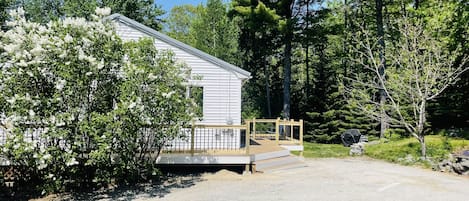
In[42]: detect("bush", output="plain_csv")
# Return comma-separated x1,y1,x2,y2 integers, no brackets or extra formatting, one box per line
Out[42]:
365,135,469,167
0,8,194,193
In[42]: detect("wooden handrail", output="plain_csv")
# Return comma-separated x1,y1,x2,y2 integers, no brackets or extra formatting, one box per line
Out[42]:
247,118,304,146
193,125,247,129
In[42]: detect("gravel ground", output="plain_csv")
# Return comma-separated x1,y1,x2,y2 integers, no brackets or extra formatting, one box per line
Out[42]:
156,158,469,201
41,157,469,201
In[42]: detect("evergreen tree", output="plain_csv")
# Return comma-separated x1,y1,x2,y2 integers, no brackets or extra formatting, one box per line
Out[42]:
165,4,202,45
230,0,283,118
192,0,240,65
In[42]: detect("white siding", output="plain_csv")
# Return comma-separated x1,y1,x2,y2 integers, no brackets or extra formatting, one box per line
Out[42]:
115,22,243,126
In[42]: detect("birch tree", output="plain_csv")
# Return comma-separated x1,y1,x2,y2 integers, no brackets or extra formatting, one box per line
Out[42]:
345,18,468,158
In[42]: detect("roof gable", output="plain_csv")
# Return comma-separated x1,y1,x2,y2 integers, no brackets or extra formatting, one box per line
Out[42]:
106,13,251,79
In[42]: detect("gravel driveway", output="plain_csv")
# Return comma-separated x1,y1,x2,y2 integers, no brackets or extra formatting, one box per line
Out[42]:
156,158,469,201
51,157,469,201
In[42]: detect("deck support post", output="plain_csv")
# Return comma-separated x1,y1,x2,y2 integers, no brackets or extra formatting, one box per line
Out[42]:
245,122,251,174
244,164,250,174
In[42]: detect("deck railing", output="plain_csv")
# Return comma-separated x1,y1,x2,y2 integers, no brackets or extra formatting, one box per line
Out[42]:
245,118,303,146
163,123,250,156
0,118,303,158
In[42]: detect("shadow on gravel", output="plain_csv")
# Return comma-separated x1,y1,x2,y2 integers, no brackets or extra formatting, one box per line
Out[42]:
6,165,244,201
60,175,203,201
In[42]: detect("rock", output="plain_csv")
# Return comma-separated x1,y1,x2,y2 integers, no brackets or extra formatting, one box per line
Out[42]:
359,135,368,143
349,142,365,156
460,160,469,169
436,154,469,175
452,162,465,174
405,154,415,163
437,159,453,173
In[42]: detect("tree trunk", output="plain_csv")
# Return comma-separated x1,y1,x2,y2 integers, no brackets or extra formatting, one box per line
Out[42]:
283,40,291,119
418,135,426,159
283,21,292,119
414,0,420,9
264,57,272,117
343,0,348,77
376,0,387,138
305,0,311,99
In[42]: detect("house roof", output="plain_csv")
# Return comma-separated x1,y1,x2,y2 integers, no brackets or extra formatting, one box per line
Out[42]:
106,13,251,79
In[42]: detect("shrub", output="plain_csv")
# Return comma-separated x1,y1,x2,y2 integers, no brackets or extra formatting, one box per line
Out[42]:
0,8,194,193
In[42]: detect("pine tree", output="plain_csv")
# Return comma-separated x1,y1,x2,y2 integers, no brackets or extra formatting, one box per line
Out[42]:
191,0,240,65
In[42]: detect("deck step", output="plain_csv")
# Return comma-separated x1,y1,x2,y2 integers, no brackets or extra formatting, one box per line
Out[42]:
251,149,290,162
254,155,306,172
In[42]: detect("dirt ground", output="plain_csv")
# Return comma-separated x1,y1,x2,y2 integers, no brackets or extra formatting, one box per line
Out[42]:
39,157,469,201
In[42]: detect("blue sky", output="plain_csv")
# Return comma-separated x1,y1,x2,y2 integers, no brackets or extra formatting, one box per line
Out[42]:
158,0,207,13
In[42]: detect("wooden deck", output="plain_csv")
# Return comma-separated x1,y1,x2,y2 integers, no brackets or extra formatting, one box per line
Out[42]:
1,118,304,173
156,138,302,169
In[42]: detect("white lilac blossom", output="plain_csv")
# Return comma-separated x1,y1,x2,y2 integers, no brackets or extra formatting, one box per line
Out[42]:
31,45,44,56
95,7,111,16
28,109,35,117
64,34,73,43
97,59,104,69
55,79,66,91
6,97,16,104
0,7,193,191
162,91,175,98
37,159,47,170
148,73,158,80
65,158,79,166
42,153,52,160
128,102,136,109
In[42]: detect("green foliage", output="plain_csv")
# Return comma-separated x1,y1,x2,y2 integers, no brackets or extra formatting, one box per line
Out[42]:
0,8,193,193
294,142,350,158
0,0,15,28
7,0,165,30
99,0,165,30
306,101,379,143
165,0,240,65
366,135,469,167
230,0,285,118
191,0,240,65
165,4,202,45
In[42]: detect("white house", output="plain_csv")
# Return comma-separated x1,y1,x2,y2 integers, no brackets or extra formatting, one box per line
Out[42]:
107,14,251,126
106,14,251,152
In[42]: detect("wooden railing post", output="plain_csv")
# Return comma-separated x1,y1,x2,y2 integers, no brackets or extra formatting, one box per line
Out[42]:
299,119,304,145
275,117,280,145
245,122,250,155
191,120,195,156
290,119,294,141
300,119,304,157
252,118,256,139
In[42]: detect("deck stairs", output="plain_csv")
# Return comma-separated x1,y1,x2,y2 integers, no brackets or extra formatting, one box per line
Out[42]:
251,149,307,173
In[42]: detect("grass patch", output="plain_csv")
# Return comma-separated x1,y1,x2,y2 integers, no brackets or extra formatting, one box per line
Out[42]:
365,135,469,168
294,142,350,158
